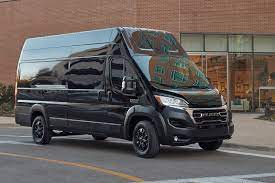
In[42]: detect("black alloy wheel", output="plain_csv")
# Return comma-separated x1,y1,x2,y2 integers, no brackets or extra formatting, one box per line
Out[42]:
135,127,149,152
32,116,52,145
133,121,160,158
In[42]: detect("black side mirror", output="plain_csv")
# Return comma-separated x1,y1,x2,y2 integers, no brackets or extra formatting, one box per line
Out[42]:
121,76,137,96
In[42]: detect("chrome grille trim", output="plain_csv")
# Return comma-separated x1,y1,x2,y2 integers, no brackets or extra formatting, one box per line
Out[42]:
186,106,228,125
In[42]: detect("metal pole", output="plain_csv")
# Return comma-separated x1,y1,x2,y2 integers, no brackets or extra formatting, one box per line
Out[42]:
259,88,261,110
227,53,231,110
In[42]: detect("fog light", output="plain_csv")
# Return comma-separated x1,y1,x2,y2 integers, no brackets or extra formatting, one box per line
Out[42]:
174,136,178,142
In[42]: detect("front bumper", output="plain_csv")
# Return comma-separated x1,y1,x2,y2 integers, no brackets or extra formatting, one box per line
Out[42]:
160,106,234,146
167,123,234,145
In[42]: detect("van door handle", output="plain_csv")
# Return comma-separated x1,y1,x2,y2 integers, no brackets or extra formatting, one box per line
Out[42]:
107,90,112,103
97,90,103,101
41,90,49,96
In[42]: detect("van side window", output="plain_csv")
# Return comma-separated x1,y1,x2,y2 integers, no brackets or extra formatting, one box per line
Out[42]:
111,58,136,90
67,57,105,89
18,61,67,88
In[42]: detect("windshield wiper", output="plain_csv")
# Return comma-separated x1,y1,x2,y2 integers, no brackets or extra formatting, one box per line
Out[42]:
182,85,210,89
151,81,210,90
151,81,172,88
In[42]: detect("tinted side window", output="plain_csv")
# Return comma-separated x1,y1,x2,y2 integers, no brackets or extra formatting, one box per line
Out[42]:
67,57,105,89
111,58,136,90
18,60,68,88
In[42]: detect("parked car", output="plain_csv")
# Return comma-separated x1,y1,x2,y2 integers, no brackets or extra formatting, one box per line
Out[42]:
15,27,234,158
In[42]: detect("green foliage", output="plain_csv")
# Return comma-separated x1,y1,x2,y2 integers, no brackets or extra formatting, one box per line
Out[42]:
0,83,14,116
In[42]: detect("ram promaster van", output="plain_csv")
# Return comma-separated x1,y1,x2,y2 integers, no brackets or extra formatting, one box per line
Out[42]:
15,27,234,158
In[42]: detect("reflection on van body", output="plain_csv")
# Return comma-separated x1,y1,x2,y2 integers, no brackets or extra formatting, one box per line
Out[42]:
15,27,234,158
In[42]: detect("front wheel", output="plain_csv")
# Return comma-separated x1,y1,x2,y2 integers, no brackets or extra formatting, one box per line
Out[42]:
32,116,52,145
133,121,160,158
199,140,223,151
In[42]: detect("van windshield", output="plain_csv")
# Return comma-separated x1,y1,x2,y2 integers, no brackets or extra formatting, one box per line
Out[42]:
133,55,212,90
124,28,211,90
124,28,185,56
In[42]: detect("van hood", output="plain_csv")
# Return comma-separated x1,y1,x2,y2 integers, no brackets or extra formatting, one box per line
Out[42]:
163,88,223,108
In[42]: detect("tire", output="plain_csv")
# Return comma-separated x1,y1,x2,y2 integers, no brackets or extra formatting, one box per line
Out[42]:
92,134,108,140
32,115,52,145
199,140,223,151
133,121,160,158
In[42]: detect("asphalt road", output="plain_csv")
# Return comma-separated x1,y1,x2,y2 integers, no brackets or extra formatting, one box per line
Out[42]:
0,126,275,183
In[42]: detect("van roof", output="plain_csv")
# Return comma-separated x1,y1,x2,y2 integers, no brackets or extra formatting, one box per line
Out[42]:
23,27,170,50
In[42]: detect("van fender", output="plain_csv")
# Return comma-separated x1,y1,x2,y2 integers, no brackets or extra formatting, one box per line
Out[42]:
123,105,167,140
29,104,49,126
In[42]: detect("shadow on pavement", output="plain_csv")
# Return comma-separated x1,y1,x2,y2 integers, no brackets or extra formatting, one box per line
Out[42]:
49,137,223,159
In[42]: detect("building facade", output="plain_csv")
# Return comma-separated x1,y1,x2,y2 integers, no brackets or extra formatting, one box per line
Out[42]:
0,0,275,111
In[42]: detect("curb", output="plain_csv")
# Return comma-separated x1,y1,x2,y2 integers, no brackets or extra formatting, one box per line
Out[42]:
0,123,19,127
223,142,275,152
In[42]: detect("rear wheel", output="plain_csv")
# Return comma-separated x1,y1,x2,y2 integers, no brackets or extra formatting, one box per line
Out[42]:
133,121,160,158
199,140,223,151
92,134,108,140
32,115,52,145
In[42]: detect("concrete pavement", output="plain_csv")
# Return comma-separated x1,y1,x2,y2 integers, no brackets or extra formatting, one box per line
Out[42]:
0,117,17,127
0,127,275,183
224,113,275,151
1,113,275,152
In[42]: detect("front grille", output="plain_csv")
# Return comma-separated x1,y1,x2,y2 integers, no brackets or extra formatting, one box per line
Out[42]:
192,109,227,124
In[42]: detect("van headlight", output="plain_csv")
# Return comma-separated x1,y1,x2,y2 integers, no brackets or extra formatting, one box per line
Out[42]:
155,95,189,109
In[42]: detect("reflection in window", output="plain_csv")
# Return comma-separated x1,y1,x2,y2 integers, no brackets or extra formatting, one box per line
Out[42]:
128,30,183,55
111,58,136,90
67,57,105,89
18,61,68,87
229,35,252,52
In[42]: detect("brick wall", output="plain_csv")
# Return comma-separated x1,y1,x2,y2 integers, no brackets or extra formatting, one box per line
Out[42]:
0,0,136,84
136,0,275,37
1,0,275,84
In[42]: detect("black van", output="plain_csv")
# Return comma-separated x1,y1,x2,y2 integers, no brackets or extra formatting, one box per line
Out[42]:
15,27,234,158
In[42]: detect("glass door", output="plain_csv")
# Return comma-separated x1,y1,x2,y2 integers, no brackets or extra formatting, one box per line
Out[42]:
205,53,228,100
188,53,205,72
189,52,230,108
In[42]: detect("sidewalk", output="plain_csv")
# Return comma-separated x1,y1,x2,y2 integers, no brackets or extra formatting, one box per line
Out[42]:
0,117,17,127
1,114,275,151
224,113,275,151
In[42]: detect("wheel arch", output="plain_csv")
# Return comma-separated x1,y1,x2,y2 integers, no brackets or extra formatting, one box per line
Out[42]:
123,105,167,141
30,104,48,127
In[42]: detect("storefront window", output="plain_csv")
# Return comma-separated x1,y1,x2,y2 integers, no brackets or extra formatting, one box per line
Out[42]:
180,34,204,52
205,35,227,52
254,55,275,108
182,33,275,112
254,36,275,53
229,35,252,53
206,55,227,98
229,54,252,111
189,55,204,71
